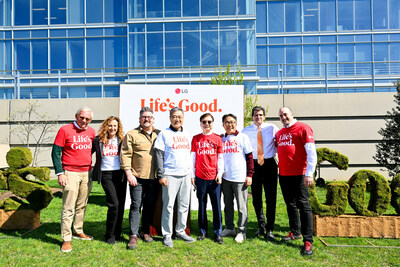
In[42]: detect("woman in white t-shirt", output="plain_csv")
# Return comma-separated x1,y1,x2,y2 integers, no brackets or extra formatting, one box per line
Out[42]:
92,116,125,245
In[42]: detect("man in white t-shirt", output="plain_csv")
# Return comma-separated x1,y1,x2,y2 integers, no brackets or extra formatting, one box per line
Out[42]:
154,107,195,248
220,113,254,244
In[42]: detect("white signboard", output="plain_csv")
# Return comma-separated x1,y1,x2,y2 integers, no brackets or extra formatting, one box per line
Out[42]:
119,84,244,135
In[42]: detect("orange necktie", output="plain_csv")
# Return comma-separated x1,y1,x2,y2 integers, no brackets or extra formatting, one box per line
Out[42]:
257,126,264,166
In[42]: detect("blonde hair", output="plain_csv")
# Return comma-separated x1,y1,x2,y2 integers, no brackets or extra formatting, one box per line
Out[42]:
98,116,124,144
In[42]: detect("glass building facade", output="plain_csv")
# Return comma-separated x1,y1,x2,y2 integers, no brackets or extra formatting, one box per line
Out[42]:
0,0,399,99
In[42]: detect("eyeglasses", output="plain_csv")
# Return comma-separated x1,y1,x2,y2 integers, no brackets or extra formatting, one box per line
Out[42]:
141,116,153,120
202,120,213,125
224,121,236,125
79,116,92,121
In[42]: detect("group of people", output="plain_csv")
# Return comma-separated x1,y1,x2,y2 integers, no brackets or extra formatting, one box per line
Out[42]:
51,105,317,256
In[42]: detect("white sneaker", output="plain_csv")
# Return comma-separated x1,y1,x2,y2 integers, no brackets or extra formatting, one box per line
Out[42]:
221,228,236,237
235,232,246,243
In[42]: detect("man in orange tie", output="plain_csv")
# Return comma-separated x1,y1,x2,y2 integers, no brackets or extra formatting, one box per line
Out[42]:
242,106,279,241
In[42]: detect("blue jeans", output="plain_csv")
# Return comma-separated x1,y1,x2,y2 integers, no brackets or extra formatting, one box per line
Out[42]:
195,177,222,237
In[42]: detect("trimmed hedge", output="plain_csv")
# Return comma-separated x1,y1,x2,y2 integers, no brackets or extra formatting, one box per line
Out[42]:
6,147,32,170
390,174,400,215
309,182,349,216
17,167,50,183
348,170,391,216
316,147,349,171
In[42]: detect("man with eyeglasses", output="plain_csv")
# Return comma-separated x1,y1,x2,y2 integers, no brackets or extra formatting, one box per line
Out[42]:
191,113,224,244
154,107,195,248
52,107,96,253
120,106,160,250
242,106,279,241
220,114,254,244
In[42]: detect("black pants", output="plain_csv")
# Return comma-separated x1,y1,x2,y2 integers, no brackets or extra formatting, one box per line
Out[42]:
129,178,157,236
251,158,278,231
279,174,313,243
101,170,127,243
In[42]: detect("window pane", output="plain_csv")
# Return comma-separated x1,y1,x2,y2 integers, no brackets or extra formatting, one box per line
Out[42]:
201,0,217,16
68,39,84,72
87,0,103,23
33,0,48,25
303,45,320,76
338,44,354,75
286,45,301,77
238,0,254,15
285,1,300,32
129,34,145,68
1,0,12,26
147,0,162,17
68,87,85,98
373,0,388,29
165,0,181,17
104,86,120,97
338,0,354,31
4,40,11,72
86,87,101,98
50,0,66,24
165,33,181,66
219,0,235,16
389,0,400,29
183,0,199,16
129,0,144,18
220,30,237,66
257,46,267,77
303,0,318,32
68,0,84,24
355,43,371,75
105,0,122,22
183,32,200,66
32,88,49,99
15,0,30,26
87,38,103,71
355,0,371,30
238,30,255,65
374,43,389,61
201,31,218,66
320,0,335,31
50,39,66,72
14,41,30,72
32,40,48,73
269,46,284,77
268,1,284,33
256,1,267,33
147,33,163,67
105,37,125,70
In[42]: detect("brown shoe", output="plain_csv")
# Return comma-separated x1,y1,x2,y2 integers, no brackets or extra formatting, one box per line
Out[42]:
72,232,93,241
127,235,138,250
60,241,72,253
140,232,153,243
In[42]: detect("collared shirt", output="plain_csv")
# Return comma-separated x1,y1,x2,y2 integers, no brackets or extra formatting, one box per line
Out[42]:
242,122,279,159
120,126,160,179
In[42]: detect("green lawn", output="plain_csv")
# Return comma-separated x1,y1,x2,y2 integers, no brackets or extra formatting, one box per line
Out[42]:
1,181,399,266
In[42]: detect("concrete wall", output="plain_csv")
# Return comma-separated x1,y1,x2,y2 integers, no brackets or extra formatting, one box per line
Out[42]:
0,92,395,181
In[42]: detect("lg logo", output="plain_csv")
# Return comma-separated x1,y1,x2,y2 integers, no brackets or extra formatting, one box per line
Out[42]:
175,88,188,94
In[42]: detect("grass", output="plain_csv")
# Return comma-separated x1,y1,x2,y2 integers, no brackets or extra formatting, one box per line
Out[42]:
1,180,400,266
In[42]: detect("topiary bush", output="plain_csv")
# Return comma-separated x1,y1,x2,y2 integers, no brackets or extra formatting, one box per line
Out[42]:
1,147,53,212
390,174,400,215
348,170,391,216
310,182,349,216
316,147,349,172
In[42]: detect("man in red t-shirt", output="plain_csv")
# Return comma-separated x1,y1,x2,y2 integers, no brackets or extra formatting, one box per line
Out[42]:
191,113,224,244
52,107,96,253
276,107,317,256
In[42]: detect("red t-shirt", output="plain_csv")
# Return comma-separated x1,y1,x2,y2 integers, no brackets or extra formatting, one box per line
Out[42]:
276,122,314,176
191,133,223,180
54,123,95,172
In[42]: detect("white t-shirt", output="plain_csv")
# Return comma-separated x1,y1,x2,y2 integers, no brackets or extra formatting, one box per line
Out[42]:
222,132,253,182
242,122,279,159
101,137,120,171
154,127,192,176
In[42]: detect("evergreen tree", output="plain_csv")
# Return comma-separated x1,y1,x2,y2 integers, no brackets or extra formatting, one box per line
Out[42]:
374,81,400,177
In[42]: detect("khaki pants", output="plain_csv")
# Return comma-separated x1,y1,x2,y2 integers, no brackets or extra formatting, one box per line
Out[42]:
61,170,93,241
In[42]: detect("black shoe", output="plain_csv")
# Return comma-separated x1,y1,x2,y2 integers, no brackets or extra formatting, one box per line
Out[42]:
265,230,275,241
255,228,265,237
302,241,313,256
197,233,207,241
214,236,223,244
282,232,302,242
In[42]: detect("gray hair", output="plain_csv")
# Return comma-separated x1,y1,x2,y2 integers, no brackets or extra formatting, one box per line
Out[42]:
76,107,93,118
140,106,154,117
170,107,184,116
